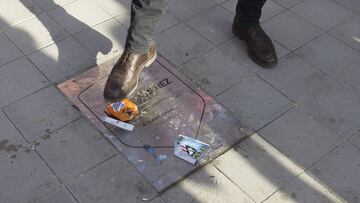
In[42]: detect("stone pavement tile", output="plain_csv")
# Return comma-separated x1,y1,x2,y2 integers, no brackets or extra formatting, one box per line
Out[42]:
217,76,293,130
0,57,49,106
291,0,353,31
35,187,76,203
36,118,117,182
28,37,95,82
221,0,284,23
262,11,322,51
160,164,254,203
273,0,305,9
300,80,360,137
308,142,360,203
349,131,360,149
0,33,22,66
213,134,303,202
0,0,43,28
257,53,334,102
219,37,289,72
295,34,360,79
259,106,342,168
67,155,157,203
48,0,112,34
180,48,252,96
96,0,130,17
0,111,27,158
330,15,360,52
73,19,127,61
167,0,216,21
341,65,360,94
3,14,68,54
32,0,74,11
333,0,360,13
186,6,234,45
211,0,227,4
156,23,213,65
4,86,81,142
264,172,344,203
0,150,60,203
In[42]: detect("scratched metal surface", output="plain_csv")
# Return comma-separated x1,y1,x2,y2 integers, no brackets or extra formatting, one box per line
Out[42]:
58,56,254,192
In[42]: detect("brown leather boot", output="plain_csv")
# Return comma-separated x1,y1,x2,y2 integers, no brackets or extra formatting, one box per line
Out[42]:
103,44,157,102
232,17,277,68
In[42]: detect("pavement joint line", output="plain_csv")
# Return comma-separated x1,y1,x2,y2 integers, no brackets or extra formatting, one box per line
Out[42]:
64,185,81,203
170,1,219,23
213,163,257,202
214,72,256,97
347,134,360,152
1,84,52,109
67,153,118,182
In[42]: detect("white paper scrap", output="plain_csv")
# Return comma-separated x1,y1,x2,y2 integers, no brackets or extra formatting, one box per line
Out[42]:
103,116,134,131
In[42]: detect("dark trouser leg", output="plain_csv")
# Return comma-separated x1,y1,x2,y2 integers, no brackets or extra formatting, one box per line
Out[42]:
126,0,168,54
235,0,267,26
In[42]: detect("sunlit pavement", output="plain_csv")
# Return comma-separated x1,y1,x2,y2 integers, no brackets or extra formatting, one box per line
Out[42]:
0,0,359,202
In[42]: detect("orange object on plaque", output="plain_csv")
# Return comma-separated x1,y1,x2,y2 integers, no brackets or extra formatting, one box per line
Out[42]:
105,99,139,122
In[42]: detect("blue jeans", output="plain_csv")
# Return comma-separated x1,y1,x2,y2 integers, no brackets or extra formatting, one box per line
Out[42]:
126,0,267,53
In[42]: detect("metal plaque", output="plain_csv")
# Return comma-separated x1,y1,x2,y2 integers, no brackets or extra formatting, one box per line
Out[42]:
58,56,253,192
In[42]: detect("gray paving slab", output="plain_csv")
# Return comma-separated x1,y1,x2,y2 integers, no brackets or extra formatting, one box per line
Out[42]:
330,15,360,52
262,11,322,50
67,155,158,203
186,6,234,45
160,164,254,203
156,23,213,65
219,36,290,72
333,0,360,12
96,0,130,17
28,37,95,82
349,131,360,150
167,0,216,21
295,34,360,79
217,75,293,130
3,14,68,54
0,150,60,203
265,172,344,203
48,0,112,34
73,19,127,61
0,33,22,66
32,0,74,11
221,0,285,23
4,86,81,142
0,111,27,158
273,0,305,8
309,142,360,203
259,106,342,168
0,57,49,107
291,0,353,31
0,0,43,28
341,65,360,94
35,118,117,182
257,53,334,102
179,48,251,96
214,134,303,202
34,187,76,203
300,80,360,137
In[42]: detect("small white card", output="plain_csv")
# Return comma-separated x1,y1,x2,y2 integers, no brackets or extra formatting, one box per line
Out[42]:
103,116,134,131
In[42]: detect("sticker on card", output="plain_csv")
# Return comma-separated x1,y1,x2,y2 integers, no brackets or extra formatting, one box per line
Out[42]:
174,135,209,165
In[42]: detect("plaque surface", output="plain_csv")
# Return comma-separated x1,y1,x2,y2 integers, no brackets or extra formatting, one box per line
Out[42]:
58,56,253,192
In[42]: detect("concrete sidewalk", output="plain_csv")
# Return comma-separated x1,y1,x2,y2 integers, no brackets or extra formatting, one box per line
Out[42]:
0,0,359,202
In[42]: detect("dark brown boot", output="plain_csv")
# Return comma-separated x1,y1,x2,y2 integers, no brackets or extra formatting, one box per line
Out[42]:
232,17,277,68
104,44,157,102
